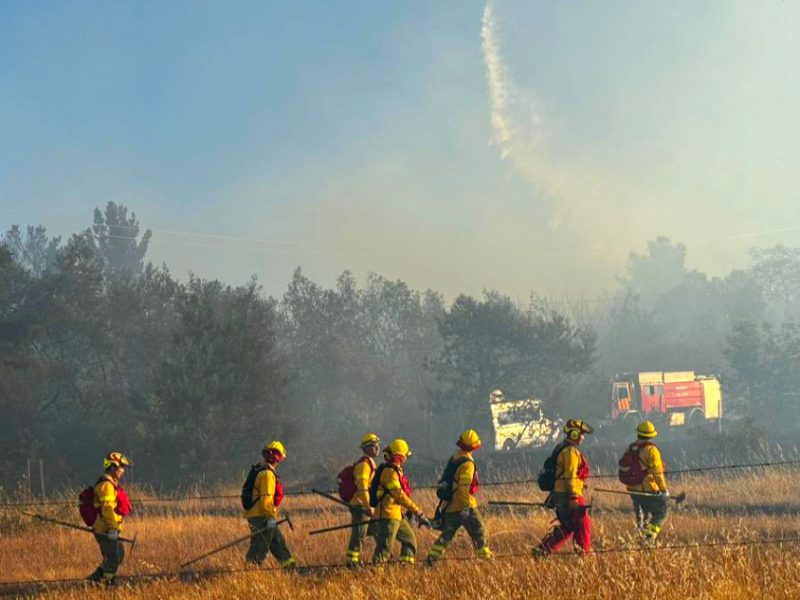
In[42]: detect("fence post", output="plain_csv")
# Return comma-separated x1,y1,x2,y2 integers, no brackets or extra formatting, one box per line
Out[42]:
39,459,46,503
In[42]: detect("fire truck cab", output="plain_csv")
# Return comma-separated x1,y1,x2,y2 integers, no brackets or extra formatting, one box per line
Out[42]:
612,371,721,428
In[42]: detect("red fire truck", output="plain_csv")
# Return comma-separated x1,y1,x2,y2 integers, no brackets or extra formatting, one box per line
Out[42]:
611,371,722,429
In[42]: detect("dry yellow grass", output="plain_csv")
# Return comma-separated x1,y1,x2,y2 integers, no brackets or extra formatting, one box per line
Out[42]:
2,470,800,599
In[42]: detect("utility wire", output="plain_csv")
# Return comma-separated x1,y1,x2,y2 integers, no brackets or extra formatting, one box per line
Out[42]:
3,456,799,509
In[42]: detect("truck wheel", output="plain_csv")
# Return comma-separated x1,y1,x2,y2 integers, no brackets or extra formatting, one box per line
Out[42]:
502,439,517,451
623,410,642,424
688,409,705,429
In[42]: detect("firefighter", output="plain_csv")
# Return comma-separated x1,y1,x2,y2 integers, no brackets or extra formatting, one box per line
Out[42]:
345,433,380,566
371,439,431,564
534,419,593,555
87,452,131,585
626,420,669,542
426,429,493,563
244,441,296,568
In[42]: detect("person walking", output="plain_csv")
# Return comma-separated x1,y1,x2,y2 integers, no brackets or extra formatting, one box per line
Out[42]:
371,439,431,564
426,429,493,563
243,440,296,568
86,452,133,586
618,420,670,543
534,419,593,555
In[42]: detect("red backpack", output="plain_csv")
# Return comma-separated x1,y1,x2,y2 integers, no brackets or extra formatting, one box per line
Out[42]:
618,442,653,486
337,457,374,503
78,478,132,526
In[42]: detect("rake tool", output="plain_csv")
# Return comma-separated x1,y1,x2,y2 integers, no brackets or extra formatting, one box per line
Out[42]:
20,511,137,546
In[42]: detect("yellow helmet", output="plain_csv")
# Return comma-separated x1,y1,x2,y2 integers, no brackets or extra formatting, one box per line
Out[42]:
636,420,657,438
360,433,380,448
457,429,482,450
385,438,412,458
564,419,593,441
263,440,287,459
103,452,131,470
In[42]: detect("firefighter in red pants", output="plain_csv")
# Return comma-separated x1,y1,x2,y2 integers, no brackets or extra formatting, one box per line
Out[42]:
534,419,593,555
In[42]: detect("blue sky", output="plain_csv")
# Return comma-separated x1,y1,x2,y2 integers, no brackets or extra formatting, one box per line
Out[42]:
2,1,799,300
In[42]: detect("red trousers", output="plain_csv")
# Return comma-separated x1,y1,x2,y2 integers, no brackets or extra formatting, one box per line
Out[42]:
538,496,591,554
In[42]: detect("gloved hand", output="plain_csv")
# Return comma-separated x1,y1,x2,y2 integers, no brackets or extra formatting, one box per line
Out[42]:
416,513,432,529
661,490,670,498
266,518,278,529
458,508,471,525
568,497,581,510
107,530,120,541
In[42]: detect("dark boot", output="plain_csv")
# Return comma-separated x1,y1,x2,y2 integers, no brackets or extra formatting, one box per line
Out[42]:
86,567,103,583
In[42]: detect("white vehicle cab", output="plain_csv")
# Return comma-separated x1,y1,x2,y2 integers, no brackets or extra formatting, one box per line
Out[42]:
489,389,560,451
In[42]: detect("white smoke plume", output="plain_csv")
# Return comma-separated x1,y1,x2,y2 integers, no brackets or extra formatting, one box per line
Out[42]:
479,0,688,246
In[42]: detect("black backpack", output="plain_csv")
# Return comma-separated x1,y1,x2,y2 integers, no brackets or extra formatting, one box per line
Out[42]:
537,442,568,492
241,464,265,510
369,463,400,508
436,456,473,502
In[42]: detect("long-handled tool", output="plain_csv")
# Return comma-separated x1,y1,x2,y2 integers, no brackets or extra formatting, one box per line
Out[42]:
311,489,349,507
180,514,293,569
312,488,373,518
309,519,381,536
20,511,137,545
592,488,687,504
488,500,548,508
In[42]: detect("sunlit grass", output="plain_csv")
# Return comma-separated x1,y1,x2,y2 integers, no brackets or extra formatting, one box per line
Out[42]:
2,470,800,598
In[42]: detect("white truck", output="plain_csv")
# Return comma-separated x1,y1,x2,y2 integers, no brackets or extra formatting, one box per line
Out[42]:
489,389,561,451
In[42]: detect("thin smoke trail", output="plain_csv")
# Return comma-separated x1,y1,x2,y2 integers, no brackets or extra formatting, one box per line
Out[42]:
480,0,543,166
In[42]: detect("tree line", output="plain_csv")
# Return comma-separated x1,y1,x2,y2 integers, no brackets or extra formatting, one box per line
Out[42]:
1,204,797,489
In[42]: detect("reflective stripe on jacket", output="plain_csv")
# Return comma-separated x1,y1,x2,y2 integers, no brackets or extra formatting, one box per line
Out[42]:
350,456,376,509
245,465,279,519
444,451,478,512
93,475,122,533
627,443,668,493
553,443,587,499
377,464,419,521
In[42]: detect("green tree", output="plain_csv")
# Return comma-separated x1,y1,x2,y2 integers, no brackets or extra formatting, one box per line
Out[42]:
1,225,61,276
430,292,595,434
92,202,152,273
144,276,286,482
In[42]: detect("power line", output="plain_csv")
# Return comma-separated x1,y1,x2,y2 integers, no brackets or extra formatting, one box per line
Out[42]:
2,456,800,509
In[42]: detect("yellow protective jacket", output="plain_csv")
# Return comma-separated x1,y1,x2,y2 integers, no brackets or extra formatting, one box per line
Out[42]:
244,465,280,520
349,456,376,510
444,451,478,513
627,442,668,493
553,443,586,499
93,475,123,534
376,464,420,521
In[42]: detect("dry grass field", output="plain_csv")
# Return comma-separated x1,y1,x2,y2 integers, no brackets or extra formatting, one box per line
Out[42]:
2,470,800,599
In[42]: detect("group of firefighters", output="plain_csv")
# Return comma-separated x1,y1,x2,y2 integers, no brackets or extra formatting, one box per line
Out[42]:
85,419,670,584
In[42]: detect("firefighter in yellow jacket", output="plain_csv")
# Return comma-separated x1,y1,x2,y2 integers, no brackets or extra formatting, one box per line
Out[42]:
346,433,380,566
426,430,492,563
371,439,432,564
243,441,296,568
623,421,669,542
87,452,131,585
535,420,593,555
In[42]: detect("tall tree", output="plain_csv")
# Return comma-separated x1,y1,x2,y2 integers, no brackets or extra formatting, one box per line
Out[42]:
1,225,61,276
430,292,595,434
92,202,152,273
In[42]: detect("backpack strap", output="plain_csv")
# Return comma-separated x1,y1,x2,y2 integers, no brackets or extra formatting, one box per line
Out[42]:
355,455,376,473
631,441,654,470
95,475,117,490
